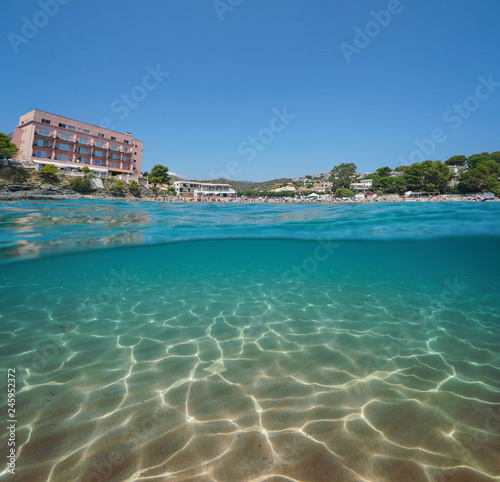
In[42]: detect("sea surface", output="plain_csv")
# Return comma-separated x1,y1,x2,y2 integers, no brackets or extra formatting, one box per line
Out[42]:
0,200,499,482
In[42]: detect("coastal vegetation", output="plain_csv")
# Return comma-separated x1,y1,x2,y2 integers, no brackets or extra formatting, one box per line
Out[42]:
329,163,357,191
0,133,19,160
147,164,171,187
334,188,355,198
110,179,126,192
128,181,141,193
39,164,59,180
69,176,92,192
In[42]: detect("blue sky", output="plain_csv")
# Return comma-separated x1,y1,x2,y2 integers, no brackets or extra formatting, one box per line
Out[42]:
2,0,500,181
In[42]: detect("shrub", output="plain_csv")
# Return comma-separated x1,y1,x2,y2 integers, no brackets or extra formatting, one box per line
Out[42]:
69,177,92,191
110,179,126,192
334,188,355,198
128,181,140,191
40,164,59,180
80,166,90,173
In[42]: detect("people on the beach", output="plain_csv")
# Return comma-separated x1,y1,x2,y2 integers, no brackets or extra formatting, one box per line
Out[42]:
155,194,493,203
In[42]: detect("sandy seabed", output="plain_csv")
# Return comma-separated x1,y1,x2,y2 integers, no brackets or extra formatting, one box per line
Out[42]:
1,240,499,482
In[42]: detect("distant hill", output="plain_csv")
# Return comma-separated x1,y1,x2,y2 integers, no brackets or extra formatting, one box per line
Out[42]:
195,177,294,192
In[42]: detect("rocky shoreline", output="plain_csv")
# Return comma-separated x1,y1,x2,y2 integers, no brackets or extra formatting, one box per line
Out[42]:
0,183,157,202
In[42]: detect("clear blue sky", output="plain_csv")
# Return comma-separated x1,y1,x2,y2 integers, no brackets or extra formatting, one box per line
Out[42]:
2,0,500,181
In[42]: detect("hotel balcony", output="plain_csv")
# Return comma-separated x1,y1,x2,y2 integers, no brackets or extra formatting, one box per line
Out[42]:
54,134,76,142
33,142,54,149
36,130,56,138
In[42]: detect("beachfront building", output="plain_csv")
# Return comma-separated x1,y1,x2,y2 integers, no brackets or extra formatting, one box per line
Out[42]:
173,181,236,197
350,178,373,192
11,109,143,182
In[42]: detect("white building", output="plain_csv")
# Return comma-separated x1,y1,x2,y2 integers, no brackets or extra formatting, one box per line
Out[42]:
173,181,236,197
350,178,373,191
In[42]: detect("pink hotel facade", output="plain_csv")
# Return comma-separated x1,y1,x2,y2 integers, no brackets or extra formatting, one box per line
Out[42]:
12,109,143,181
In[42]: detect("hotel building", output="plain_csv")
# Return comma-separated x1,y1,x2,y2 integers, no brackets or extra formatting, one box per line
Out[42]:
173,181,236,197
11,109,143,181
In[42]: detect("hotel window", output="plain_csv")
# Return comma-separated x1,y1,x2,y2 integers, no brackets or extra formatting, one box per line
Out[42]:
83,129,89,134
98,133,104,138
111,136,116,141
68,125,75,130
94,150,103,157
78,147,87,154
111,154,118,160
41,119,51,124
57,154,68,161
109,162,117,168
123,156,128,162
58,123,66,128
61,134,71,141
110,145,117,151
36,139,48,147
93,160,102,166
38,129,50,137
124,140,129,144
95,142,104,148
35,150,47,158
78,138,88,145
59,144,69,151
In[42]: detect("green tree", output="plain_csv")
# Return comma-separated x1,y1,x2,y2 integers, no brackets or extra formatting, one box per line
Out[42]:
334,188,355,198
0,133,19,160
484,176,500,196
40,164,59,180
80,166,90,173
490,151,500,163
458,161,499,193
375,166,392,178
148,164,171,187
330,163,357,191
403,160,451,193
378,176,407,194
128,180,140,191
467,153,491,169
445,155,467,166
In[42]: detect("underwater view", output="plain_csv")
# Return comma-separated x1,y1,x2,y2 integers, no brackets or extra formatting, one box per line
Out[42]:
0,200,499,481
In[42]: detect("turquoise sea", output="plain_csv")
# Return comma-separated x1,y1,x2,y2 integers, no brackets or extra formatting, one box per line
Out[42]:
0,201,499,482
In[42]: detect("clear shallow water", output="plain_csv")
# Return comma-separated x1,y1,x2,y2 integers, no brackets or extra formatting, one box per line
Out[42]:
0,201,499,481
